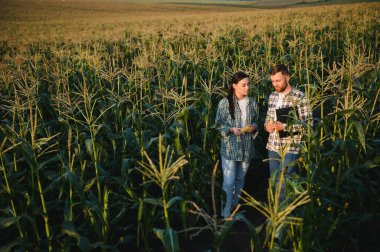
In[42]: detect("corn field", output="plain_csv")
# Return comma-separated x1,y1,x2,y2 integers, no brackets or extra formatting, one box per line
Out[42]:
1,1,380,251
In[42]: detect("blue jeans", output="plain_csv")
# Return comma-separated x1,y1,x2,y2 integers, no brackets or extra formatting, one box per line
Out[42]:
221,156,250,218
268,150,298,198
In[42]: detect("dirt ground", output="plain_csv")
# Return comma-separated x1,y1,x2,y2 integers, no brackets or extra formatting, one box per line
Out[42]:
180,159,270,252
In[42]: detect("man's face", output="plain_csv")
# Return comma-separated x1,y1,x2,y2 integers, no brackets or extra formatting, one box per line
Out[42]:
270,72,290,93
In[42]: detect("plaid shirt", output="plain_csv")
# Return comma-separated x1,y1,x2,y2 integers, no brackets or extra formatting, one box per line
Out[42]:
265,87,313,154
215,96,259,162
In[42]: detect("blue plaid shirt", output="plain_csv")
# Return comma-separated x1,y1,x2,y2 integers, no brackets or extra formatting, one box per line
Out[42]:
215,96,259,162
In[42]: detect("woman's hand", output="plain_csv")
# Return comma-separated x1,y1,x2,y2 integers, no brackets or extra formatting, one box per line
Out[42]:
246,125,256,134
230,127,242,136
241,125,256,134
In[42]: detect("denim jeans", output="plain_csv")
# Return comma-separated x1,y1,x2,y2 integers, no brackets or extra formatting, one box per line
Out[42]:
268,150,298,198
221,156,250,218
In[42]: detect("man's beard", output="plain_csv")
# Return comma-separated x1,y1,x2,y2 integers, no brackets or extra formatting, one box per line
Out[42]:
277,80,288,92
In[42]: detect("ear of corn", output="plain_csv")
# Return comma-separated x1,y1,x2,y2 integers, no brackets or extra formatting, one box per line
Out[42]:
240,125,252,134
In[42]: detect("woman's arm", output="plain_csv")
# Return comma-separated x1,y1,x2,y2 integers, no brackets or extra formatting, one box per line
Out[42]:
215,99,232,137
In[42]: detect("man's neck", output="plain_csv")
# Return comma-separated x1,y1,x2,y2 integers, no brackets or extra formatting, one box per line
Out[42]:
279,85,292,95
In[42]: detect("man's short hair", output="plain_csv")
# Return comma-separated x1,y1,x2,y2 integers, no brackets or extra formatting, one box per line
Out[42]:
271,64,290,76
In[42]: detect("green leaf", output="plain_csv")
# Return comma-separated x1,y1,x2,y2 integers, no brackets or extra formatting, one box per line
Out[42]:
117,234,135,245
0,216,21,229
62,221,80,239
38,155,60,170
269,247,281,252
153,228,180,252
90,241,115,250
143,198,163,207
177,106,190,119
84,177,97,192
167,196,182,209
137,200,143,223
153,228,165,241
62,221,90,251
215,218,237,248
65,170,82,195
85,139,93,160
145,136,159,150
164,228,180,252
187,144,202,154
94,123,110,137
373,155,380,163
359,160,379,169
238,215,263,252
63,200,70,221
122,158,134,171
43,173,66,193
285,178,305,194
78,236,90,252
329,108,357,117
352,121,366,152
0,238,23,252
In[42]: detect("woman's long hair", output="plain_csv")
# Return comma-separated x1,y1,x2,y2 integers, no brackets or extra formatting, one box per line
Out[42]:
227,71,249,120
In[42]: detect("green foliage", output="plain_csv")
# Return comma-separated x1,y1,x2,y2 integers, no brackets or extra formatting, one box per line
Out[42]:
0,2,379,251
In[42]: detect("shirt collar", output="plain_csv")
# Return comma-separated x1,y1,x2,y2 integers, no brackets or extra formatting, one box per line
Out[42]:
233,95,250,103
276,87,294,97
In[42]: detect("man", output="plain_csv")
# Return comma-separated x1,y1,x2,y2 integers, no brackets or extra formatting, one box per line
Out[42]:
264,64,313,194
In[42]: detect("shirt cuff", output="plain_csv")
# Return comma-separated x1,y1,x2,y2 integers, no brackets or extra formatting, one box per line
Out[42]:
283,123,287,132
220,127,230,137
251,123,259,139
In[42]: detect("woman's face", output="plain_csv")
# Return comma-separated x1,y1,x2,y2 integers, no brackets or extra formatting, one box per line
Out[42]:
233,77,250,99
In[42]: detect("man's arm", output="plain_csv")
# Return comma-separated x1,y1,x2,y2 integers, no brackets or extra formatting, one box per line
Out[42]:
284,95,312,133
264,94,276,133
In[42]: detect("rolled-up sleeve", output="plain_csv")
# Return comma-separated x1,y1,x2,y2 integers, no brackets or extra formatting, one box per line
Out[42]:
250,99,259,139
215,99,231,137
284,94,313,133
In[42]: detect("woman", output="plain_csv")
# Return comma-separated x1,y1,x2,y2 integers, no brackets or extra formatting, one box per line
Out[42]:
215,71,259,218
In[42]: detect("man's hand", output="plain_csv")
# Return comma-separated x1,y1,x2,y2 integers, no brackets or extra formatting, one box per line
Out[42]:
265,122,285,133
275,122,285,131
265,122,276,133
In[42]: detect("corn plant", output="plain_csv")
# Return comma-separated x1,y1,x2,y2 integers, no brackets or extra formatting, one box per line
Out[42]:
181,161,262,252
0,2,379,251
241,160,310,249
136,134,188,251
